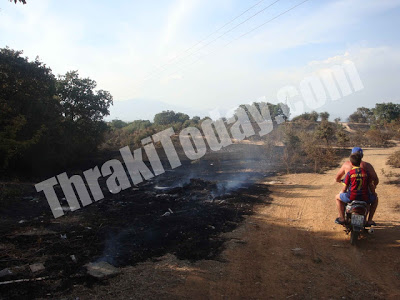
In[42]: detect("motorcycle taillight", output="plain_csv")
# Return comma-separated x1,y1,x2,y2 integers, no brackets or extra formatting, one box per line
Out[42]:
352,207,367,214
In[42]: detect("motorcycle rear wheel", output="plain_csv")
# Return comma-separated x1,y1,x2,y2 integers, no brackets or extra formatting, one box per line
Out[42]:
350,230,359,245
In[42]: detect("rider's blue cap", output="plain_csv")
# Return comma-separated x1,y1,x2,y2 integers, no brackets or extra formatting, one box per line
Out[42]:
351,147,363,158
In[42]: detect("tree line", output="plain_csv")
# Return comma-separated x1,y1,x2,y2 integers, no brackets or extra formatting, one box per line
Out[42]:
2,46,399,178
348,103,400,125
0,47,290,178
103,103,289,151
0,47,112,177
274,104,400,173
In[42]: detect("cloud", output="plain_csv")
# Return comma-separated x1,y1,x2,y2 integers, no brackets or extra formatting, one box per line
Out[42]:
137,0,400,110
1,0,399,120
277,46,400,118
308,52,350,66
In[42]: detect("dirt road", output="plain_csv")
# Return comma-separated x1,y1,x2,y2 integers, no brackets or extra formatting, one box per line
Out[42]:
70,145,400,300
171,145,400,299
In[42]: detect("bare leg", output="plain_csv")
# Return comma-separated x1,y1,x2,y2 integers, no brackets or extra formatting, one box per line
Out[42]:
368,197,378,223
335,194,345,222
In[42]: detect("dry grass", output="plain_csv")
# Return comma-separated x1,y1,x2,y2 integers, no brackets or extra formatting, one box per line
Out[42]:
387,150,400,168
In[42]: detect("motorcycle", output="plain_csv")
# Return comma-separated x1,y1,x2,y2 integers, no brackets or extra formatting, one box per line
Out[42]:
343,200,374,245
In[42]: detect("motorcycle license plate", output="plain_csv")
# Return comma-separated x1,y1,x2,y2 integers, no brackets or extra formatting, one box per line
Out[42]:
351,215,364,226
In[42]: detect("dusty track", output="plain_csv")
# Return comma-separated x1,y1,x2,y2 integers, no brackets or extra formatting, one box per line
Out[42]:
173,145,400,300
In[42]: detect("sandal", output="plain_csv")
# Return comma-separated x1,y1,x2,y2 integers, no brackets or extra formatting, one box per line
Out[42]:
335,218,345,225
365,221,376,227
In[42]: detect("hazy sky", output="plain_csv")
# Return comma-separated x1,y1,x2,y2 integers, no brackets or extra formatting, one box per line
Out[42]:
1,0,400,120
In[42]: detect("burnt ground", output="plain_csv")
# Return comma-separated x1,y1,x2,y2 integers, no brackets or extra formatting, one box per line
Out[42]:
0,143,278,300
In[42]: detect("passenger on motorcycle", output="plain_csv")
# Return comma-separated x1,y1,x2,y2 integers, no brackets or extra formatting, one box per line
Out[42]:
334,152,378,225
335,147,379,186
335,147,379,226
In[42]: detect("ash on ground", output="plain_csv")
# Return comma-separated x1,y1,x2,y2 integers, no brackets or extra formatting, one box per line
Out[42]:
0,143,276,299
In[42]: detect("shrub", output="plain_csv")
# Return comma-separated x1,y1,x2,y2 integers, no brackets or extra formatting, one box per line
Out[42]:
281,124,303,173
365,129,391,147
335,124,350,148
347,128,391,148
300,132,337,173
315,121,335,145
292,111,319,122
387,151,400,168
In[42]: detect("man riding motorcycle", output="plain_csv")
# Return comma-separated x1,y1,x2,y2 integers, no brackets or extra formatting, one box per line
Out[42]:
335,147,379,186
334,148,379,226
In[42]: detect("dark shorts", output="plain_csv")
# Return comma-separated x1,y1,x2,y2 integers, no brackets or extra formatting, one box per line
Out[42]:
339,192,377,204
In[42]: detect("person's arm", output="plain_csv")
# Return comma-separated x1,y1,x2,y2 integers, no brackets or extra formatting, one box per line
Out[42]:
341,172,350,192
335,164,346,183
341,183,348,193
368,173,376,195
369,180,376,195
368,163,379,186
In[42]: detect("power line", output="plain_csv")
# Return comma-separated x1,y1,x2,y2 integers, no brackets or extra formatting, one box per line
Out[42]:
139,0,267,82
153,0,282,80
231,0,309,43
135,0,284,88
182,0,281,59
161,0,310,81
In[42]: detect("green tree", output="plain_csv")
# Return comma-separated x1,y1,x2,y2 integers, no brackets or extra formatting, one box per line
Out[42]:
348,107,374,123
268,102,290,122
57,71,112,122
292,111,319,122
153,110,189,126
301,134,335,173
373,102,400,125
56,71,113,159
335,124,349,148
315,121,335,145
282,123,302,173
319,112,330,121
11,0,26,4
0,48,114,176
110,119,128,129
0,47,60,171
123,120,152,133
192,116,201,123
236,102,290,124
